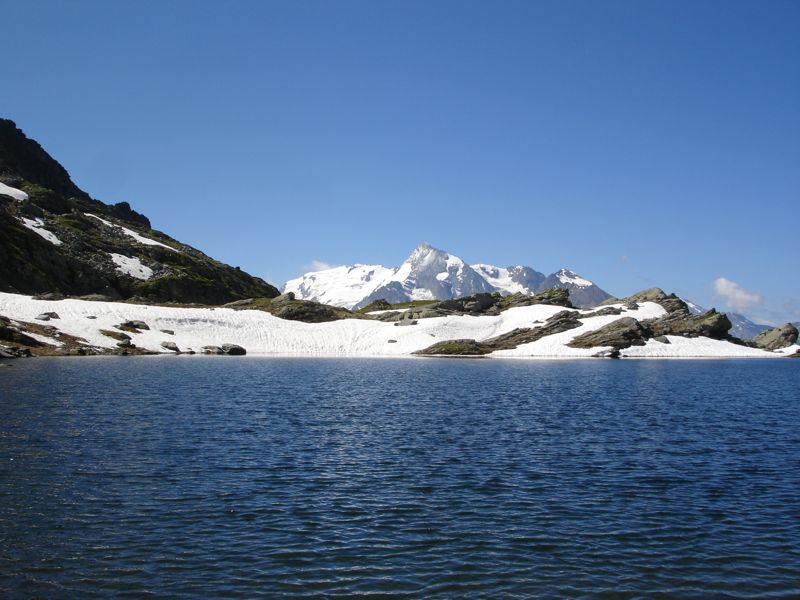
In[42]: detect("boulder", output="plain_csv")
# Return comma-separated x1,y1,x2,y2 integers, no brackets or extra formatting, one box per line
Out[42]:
0,344,32,358
375,311,406,322
223,298,255,308
647,309,731,340
0,324,43,347
579,306,623,318
201,345,224,354
116,320,150,332
77,294,114,302
35,312,59,321
602,288,688,314
751,323,799,351
394,319,418,327
161,341,180,353
413,339,492,356
33,292,65,301
160,329,175,335
100,329,131,342
359,299,393,312
568,317,649,350
272,292,295,304
416,308,446,319
221,343,246,355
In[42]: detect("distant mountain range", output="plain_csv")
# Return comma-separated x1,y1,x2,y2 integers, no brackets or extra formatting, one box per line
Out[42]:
283,243,612,309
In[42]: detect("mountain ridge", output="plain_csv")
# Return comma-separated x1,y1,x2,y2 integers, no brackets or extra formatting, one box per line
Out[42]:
0,118,279,304
284,243,612,309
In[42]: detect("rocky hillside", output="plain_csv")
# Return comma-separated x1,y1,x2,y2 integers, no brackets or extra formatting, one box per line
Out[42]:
284,243,612,309
0,119,279,304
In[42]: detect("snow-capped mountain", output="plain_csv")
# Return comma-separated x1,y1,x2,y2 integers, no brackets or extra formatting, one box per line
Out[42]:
471,264,546,295
284,243,612,309
685,300,770,340
284,244,495,309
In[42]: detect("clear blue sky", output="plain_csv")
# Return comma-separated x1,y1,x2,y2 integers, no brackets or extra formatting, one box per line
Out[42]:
2,0,798,323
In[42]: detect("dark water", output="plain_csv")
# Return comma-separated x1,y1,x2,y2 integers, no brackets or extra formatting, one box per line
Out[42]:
1,357,799,598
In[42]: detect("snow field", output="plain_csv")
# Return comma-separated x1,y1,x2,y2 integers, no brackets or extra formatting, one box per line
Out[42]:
0,293,786,358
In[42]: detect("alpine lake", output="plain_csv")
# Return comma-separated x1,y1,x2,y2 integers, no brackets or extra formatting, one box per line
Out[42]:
1,356,798,598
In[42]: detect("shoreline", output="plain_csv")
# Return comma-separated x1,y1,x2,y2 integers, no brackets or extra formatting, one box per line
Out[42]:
2,290,797,361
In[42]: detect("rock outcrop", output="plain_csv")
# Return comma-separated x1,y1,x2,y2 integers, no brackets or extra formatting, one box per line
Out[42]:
751,324,799,351
414,339,492,356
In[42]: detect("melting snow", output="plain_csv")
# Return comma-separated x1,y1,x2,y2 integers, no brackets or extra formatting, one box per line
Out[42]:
0,182,28,201
0,292,786,359
85,214,179,252
109,253,154,280
19,217,63,245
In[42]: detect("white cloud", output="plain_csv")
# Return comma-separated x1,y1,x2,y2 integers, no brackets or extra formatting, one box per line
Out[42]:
713,277,762,313
305,260,337,272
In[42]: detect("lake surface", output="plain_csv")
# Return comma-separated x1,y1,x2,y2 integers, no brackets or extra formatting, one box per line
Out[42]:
1,357,799,598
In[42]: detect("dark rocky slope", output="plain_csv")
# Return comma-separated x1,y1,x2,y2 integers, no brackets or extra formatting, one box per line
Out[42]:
0,119,278,304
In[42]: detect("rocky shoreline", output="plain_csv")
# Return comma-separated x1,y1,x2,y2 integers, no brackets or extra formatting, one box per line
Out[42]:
1,288,797,362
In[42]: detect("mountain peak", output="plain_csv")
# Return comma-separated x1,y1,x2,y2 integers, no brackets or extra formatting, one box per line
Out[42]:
286,243,613,309
0,118,89,201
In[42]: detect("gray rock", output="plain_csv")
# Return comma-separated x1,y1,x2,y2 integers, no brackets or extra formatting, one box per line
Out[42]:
116,339,132,348
35,312,59,321
413,339,492,356
33,292,65,301
580,306,623,318
160,329,175,335
161,341,180,352
568,317,649,350
221,343,246,355
416,308,445,319
116,320,150,332
272,292,295,304
86,315,97,319
654,336,671,344
602,288,688,314
0,344,32,358
387,339,397,343
77,294,113,302
647,309,731,340
376,311,405,322
223,298,255,308
751,323,799,351
201,345,224,354
394,319,418,327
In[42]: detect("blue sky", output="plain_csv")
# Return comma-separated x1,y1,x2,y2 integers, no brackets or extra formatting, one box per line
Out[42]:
2,0,798,323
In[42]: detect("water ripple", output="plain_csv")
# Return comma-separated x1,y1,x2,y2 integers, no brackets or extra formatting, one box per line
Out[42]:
1,357,799,597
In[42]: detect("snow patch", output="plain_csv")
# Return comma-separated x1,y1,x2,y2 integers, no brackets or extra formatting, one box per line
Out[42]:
0,182,28,201
18,217,63,245
109,253,154,280
85,214,179,252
